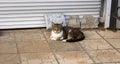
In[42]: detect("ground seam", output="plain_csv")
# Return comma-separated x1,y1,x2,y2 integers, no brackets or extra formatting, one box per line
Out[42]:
78,42,97,64
13,32,22,64
95,31,120,53
42,30,60,64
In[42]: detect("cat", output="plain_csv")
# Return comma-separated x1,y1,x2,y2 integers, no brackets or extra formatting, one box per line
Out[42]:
50,22,85,42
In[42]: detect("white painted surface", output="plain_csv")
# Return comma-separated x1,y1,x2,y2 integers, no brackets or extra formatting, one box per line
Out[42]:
0,0,101,29
104,0,112,28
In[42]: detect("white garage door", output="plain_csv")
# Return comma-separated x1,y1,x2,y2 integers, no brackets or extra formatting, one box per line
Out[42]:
0,0,101,29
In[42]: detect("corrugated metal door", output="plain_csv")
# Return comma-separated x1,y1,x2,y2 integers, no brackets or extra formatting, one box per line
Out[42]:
0,0,101,29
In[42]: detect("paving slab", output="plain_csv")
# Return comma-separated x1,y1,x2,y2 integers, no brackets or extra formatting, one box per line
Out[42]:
20,52,58,64
106,39,120,49
0,54,20,64
83,31,102,40
55,51,94,64
97,30,120,39
0,41,17,54
87,49,120,63
15,32,46,42
79,39,113,51
48,40,82,52
0,32,15,42
13,29,42,33
17,40,51,53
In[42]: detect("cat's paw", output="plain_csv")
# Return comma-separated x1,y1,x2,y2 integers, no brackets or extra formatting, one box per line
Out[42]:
51,38,57,40
50,36,54,40
50,37,57,40
60,37,63,40
62,39,66,42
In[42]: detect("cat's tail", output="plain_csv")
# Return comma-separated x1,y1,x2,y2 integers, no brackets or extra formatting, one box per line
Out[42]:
62,36,85,42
